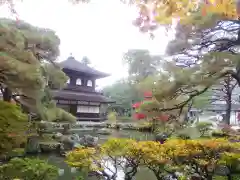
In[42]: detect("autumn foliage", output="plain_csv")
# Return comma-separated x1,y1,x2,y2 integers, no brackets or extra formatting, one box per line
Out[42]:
134,0,240,31
66,138,240,180
132,91,169,122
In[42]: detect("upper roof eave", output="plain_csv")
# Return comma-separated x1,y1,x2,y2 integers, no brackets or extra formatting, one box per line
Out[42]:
59,56,110,78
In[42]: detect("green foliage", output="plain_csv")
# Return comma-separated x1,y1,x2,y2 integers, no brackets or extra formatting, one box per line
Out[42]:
43,106,76,122
0,18,73,123
219,153,240,171
135,50,240,124
212,130,229,138
117,116,133,121
37,88,76,122
0,100,28,156
123,49,161,83
195,122,213,136
6,148,25,158
139,5,240,120
0,158,58,180
43,64,68,89
193,90,212,108
107,111,117,123
0,18,59,101
103,79,142,110
176,127,201,139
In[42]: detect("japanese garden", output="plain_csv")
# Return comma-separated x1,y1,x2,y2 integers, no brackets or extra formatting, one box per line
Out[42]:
1,0,240,180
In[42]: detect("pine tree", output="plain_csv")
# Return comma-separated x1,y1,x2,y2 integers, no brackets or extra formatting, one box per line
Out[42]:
138,1,240,121
0,18,76,122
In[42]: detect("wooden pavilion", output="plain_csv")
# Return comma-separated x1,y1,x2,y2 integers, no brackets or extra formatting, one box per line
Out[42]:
51,56,115,121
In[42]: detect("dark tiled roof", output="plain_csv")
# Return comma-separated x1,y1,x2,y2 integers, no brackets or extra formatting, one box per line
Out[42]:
52,90,115,103
204,104,240,111
59,56,109,78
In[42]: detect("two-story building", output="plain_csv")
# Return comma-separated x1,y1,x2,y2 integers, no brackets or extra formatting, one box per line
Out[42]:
51,56,115,121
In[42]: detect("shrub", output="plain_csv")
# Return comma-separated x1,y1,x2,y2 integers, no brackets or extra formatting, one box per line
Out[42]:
137,121,153,132
66,138,240,180
66,138,139,180
44,107,76,123
220,124,237,135
107,111,117,123
0,101,28,156
0,158,58,180
5,148,25,158
212,130,228,138
177,133,190,140
195,122,213,136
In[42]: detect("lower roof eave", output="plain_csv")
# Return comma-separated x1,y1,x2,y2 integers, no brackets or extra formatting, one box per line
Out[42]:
101,100,116,104
52,90,115,103
54,96,115,103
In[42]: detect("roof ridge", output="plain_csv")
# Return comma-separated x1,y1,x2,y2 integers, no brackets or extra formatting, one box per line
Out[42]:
59,56,109,78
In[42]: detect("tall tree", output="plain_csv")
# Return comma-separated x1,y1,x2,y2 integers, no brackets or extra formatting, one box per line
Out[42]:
123,49,161,83
103,79,142,112
137,51,240,123
211,76,237,124
81,56,91,65
132,1,240,121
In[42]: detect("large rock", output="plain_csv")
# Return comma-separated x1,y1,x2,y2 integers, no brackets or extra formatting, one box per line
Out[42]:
214,165,230,176
25,136,41,154
59,135,76,151
55,133,84,151
79,135,98,147
54,133,98,150
39,142,62,153
62,123,71,135
55,132,63,139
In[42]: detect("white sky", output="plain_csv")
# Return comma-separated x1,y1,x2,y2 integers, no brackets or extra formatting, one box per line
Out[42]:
0,0,172,88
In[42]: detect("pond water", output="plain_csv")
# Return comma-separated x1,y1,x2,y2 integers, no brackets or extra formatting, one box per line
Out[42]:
39,129,156,180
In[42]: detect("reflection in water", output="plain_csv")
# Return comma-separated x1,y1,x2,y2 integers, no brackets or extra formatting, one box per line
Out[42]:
39,129,154,180
97,160,125,180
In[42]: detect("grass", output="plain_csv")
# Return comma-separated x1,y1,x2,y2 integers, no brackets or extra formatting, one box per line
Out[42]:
117,116,135,122
38,134,58,143
213,175,240,180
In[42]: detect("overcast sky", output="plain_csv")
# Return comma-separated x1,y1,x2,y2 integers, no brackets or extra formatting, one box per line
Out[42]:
0,0,172,87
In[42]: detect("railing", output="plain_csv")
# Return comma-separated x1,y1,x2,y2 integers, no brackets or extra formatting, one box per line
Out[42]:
59,85,103,95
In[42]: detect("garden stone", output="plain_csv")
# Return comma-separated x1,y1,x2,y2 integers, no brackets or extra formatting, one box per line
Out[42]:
69,133,80,142
97,128,112,135
62,123,71,135
57,134,84,150
155,133,169,144
163,174,178,180
214,165,230,176
71,167,77,173
39,142,62,153
59,135,76,150
73,143,83,148
58,169,65,176
190,173,201,180
55,132,63,138
79,135,98,147
25,136,40,154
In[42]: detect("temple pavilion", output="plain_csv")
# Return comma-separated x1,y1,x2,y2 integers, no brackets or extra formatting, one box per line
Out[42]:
51,56,115,121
